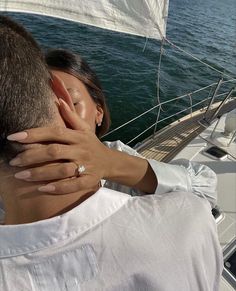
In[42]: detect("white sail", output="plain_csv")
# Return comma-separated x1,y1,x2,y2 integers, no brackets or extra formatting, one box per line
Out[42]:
0,0,169,40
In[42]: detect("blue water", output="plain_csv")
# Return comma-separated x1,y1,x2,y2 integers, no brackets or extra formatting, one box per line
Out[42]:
4,0,236,145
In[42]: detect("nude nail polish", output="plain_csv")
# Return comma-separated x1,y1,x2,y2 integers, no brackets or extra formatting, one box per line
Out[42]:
14,171,31,179
38,185,56,192
7,132,28,141
9,158,21,166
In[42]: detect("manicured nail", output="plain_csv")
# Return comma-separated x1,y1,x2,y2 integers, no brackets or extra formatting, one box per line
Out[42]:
9,158,21,166
38,184,56,192
14,170,31,180
7,132,28,141
59,98,71,111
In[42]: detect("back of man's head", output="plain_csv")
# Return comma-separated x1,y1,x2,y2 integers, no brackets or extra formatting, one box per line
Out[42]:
0,16,55,162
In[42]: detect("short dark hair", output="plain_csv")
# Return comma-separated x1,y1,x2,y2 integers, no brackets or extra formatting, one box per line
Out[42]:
45,49,110,137
0,16,54,162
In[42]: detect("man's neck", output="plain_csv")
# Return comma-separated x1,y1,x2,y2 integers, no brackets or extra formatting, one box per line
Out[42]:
2,175,97,225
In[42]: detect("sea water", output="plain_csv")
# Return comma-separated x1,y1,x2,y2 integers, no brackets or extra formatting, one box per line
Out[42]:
4,0,236,145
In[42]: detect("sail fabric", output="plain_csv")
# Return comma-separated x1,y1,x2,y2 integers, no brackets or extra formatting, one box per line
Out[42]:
0,0,169,40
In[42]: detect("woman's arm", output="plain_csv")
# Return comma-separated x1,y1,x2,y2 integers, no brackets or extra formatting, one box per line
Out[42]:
8,128,217,206
7,99,157,194
104,141,217,207
7,99,216,203
7,127,157,194
104,147,157,193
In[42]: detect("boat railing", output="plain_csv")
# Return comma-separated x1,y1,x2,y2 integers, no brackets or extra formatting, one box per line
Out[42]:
102,78,236,145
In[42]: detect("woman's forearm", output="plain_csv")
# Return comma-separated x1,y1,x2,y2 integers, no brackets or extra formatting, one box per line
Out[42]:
104,149,157,193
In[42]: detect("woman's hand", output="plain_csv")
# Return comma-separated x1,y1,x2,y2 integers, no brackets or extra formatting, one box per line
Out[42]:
7,99,112,194
8,98,157,194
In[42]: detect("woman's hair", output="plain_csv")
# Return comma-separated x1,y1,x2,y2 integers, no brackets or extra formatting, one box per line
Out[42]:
45,49,110,137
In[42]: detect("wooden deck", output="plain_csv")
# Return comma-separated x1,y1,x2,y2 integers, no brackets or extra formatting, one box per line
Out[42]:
138,99,236,162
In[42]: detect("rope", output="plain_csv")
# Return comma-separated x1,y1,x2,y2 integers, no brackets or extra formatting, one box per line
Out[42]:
152,38,166,136
152,35,236,135
102,79,236,138
127,104,199,145
142,37,149,52
102,104,161,138
188,94,193,116
156,38,165,111
165,38,235,79
127,122,157,145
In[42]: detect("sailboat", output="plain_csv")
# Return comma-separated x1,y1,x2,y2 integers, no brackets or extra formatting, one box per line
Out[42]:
0,1,235,290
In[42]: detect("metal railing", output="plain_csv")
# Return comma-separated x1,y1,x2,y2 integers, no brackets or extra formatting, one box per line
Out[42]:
102,78,236,145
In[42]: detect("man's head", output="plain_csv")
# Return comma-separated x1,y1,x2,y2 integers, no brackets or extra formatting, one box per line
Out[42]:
0,17,94,224
0,16,58,163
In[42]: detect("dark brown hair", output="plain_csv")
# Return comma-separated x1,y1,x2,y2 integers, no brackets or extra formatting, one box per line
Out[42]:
0,16,54,162
45,49,110,137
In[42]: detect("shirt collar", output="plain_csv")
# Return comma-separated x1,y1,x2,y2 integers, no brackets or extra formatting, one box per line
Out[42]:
0,187,130,258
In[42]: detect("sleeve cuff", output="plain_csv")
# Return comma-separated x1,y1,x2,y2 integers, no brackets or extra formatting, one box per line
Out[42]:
147,159,191,195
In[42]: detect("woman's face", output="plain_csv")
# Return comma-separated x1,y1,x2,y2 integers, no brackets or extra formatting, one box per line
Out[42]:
51,70,103,133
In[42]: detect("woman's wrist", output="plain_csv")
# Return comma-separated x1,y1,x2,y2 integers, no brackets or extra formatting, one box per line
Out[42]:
103,149,156,193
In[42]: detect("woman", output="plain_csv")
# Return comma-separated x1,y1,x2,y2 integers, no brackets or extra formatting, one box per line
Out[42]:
7,49,217,204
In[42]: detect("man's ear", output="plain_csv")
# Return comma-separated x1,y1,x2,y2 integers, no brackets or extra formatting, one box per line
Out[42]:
95,104,104,126
50,72,74,111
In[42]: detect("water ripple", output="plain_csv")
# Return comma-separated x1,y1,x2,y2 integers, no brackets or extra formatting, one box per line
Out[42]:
4,0,236,144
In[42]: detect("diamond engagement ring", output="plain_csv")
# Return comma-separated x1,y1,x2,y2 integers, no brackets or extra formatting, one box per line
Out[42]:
73,162,86,176
77,164,86,175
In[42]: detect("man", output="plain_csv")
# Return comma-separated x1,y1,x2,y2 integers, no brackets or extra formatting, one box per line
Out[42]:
0,16,223,290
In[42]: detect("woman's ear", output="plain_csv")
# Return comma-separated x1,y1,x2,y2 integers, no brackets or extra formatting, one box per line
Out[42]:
50,72,75,111
95,104,104,126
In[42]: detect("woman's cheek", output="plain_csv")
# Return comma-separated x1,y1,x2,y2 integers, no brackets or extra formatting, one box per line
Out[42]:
75,104,96,130
75,104,86,119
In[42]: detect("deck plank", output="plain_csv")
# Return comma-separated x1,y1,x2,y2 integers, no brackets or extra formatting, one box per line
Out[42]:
138,99,236,162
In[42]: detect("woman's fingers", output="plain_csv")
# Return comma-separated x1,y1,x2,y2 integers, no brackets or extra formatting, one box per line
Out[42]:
59,98,91,131
7,126,83,144
50,73,75,111
9,144,81,167
7,101,91,144
14,162,78,182
58,98,79,129
37,174,100,194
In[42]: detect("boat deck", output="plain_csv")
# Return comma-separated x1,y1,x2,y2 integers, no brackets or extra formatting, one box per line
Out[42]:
167,111,236,291
138,99,236,290
138,99,236,161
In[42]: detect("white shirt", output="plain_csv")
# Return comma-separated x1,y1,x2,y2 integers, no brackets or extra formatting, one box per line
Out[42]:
0,140,218,222
0,187,223,291
104,141,217,207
